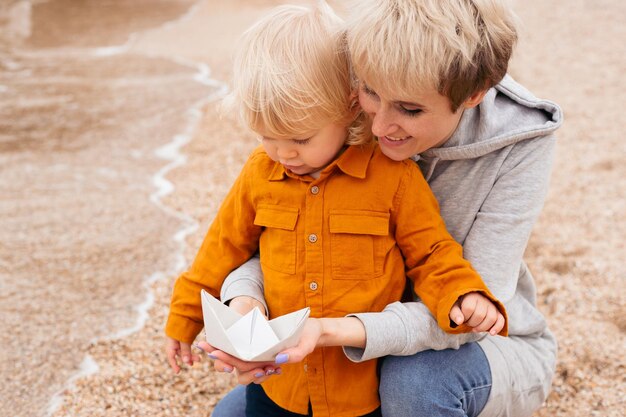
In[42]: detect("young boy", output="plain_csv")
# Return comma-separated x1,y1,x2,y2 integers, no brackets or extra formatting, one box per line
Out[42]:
165,3,507,417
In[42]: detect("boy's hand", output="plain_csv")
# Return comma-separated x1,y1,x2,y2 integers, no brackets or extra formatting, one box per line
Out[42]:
165,336,201,374
449,292,505,336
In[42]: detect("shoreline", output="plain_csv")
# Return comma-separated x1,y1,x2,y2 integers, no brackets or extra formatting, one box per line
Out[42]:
45,2,229,415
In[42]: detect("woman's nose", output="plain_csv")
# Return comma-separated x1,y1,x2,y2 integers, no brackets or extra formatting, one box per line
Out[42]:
369,105,397,138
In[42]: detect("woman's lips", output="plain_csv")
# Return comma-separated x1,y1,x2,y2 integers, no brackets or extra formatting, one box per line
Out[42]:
379,135,412,147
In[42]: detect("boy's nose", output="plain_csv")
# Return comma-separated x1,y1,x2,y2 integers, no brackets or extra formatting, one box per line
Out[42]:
276,147,297,159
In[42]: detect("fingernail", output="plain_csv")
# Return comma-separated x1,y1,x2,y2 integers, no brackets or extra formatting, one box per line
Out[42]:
254,372,265,378
223,366,233,373
183,355,190,364
207,354,218,360
192,343,205,352
275,353,289,364
265,369,275,376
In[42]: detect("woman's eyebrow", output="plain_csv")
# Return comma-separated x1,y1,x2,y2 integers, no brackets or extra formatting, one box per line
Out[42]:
396,100,425,108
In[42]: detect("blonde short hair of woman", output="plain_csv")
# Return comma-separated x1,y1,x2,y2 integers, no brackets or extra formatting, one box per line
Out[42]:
226,2,371,146
347,0,519,111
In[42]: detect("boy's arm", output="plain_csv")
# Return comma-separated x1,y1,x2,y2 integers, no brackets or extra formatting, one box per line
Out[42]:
165,156,264,344
393,163,507,335
345,135,556,362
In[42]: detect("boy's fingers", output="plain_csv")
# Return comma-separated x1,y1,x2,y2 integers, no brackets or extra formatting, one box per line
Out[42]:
166,348,181,374
179,343,193,366
490,313,506,336
472,306,497,333
460,294,478,319
448,304,465,325
465,299,487,328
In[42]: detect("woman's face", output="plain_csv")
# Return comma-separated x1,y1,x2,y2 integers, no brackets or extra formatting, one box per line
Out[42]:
358,81,474,161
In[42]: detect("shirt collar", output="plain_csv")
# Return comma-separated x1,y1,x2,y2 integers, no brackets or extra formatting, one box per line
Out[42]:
268,143,375,181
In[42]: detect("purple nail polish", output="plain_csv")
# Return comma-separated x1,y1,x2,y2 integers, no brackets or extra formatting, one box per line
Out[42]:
254,372,265,378
275,353,289,364
192,343,205,352
223,366,233,373
207,353,218,360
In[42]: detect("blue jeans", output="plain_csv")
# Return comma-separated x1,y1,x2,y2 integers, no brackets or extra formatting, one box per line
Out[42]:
212,343,491,417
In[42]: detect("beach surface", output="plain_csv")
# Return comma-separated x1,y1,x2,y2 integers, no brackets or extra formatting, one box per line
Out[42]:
0,0,623,416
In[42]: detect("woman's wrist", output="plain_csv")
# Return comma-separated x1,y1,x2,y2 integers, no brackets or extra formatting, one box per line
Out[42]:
318,317,366,348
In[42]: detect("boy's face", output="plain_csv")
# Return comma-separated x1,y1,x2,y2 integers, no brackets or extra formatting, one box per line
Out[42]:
257,122,348,176
358,81,481,161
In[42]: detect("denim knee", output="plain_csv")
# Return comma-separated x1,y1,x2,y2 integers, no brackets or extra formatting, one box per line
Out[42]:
212,385,246,417
379,344,492,417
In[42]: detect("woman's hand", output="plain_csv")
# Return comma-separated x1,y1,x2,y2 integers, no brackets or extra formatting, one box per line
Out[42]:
196,341,279,384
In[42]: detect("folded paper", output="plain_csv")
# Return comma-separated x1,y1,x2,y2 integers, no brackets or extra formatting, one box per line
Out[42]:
201,289,310,362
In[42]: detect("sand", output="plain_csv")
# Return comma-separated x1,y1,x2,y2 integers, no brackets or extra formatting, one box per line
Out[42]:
0,0,623,416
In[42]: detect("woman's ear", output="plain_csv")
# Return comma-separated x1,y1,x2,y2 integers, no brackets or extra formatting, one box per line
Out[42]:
347,90,361,121
463,89,488,109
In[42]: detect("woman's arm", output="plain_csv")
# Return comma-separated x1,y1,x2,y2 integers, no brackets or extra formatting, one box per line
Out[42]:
220,253,268,313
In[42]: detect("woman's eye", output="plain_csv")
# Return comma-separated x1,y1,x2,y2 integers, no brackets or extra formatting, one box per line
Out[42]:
362,83,377,97
400,106,422,116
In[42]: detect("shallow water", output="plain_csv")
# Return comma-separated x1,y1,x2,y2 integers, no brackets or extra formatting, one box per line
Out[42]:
0,1,219,415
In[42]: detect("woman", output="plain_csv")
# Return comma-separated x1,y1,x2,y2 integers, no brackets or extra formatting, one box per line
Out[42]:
204,1,562,415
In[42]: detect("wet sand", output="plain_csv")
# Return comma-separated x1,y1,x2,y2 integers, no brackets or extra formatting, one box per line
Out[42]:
0,0,624,416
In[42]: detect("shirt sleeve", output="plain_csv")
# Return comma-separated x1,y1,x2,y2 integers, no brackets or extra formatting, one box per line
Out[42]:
344,135,555,361
165,156,264,343
392,161,507,335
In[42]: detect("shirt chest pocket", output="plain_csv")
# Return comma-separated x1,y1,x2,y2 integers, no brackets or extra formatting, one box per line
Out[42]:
254,205,299,275
329,210,390,280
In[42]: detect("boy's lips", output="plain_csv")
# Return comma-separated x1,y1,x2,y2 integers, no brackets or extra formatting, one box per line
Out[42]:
283,163,306,172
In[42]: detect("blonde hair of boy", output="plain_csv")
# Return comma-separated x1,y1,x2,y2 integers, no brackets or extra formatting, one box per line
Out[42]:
227,2,370,145
347,0,519,111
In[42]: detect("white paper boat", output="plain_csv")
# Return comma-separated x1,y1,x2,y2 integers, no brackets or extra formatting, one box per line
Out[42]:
200,289,310,362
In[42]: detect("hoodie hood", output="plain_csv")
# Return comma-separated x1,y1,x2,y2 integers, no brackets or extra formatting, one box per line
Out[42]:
420,75,563,161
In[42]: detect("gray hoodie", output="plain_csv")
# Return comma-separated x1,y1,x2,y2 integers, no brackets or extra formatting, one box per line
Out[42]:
220,75,563,415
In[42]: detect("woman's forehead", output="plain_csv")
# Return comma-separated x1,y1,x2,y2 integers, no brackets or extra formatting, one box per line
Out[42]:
358,76,438,104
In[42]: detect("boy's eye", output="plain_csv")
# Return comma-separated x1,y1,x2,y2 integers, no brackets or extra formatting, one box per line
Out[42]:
292,138,311,145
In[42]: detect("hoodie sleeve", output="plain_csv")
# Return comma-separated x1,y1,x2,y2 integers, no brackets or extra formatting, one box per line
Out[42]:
220,253,268,313
344,134,556,361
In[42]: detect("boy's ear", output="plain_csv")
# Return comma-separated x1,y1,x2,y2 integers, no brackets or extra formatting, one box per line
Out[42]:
463,89,488,109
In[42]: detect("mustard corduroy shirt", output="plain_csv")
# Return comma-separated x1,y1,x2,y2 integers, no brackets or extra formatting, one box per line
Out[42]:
165,143,507,417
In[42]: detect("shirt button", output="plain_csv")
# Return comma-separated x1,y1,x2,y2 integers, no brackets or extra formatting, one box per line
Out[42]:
310,185,319,195
308,233,318,243
309,281,318,291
